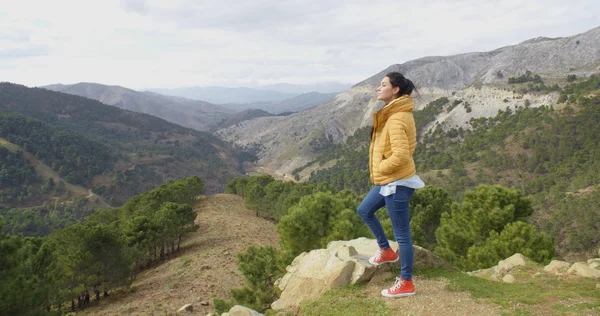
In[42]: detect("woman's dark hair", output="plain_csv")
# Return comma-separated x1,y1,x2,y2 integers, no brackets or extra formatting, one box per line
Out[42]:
386,71,416,97
370,72,419,138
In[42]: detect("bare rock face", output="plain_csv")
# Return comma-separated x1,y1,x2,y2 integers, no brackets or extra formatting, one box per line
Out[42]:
215,26,600,176
271,237,451,311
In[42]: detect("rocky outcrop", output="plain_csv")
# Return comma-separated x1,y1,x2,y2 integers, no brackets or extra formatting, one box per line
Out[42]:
469,254,600,282
543,260,572,274
468,253,528,282
271,237,452,311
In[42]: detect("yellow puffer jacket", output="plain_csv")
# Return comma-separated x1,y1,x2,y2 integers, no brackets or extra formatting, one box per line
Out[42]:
369,95,417,185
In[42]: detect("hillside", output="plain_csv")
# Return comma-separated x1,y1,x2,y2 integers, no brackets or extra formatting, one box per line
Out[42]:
224,91,338,114
0,83,251,208
74,194,600,316
148,86,297,104
300,74,600,259
215,25,600,176
78,194,279,316
43,83,235,132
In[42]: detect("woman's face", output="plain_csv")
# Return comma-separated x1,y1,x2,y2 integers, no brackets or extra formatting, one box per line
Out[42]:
377,76,399,104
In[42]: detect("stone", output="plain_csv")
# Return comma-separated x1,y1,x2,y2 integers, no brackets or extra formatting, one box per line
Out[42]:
590,262,600,270
497,253,526,276
177,304,193,314
368,272,395,285
490,253,528,280
502,274,516,283
221,305,263,316
200,301,209,306
543,260,572,274
271,237,452,311
567,262,600,279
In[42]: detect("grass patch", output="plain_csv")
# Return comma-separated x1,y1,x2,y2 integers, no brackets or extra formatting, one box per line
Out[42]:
180,256,192,268
166,278,180,290
300,283,391,316
415,268,600,314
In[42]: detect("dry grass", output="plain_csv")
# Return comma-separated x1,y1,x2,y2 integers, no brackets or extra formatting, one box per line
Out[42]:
80,194,279,316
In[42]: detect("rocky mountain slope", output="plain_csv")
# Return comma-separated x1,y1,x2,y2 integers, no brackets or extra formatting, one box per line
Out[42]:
43,83,235,132
215,26,600,176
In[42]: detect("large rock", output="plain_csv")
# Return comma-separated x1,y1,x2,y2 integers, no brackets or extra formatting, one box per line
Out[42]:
271,237,452,311
567,262,600,279
469,253,532,281
221,305,263,316
496,253,526,276
543,260,572,274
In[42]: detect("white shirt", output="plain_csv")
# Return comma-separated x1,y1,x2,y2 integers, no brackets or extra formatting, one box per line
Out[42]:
379,174,425,196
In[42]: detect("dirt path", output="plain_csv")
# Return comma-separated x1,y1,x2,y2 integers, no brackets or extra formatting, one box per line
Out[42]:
81,194,279,316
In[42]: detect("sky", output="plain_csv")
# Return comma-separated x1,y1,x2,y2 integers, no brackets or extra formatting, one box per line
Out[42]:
0,0,599,90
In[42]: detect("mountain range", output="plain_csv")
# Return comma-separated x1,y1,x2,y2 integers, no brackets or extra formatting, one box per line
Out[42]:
43,83,235,132
214,25,600,177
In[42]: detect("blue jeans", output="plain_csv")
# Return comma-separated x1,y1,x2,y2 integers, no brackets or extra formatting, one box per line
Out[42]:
357,185,415,280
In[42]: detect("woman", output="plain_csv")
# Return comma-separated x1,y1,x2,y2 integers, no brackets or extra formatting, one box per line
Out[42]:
357,71,424,298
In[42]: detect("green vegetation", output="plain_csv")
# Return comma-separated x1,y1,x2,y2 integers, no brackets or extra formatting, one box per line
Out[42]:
0,147,42,204
0,113,115,186
0,82,251,207
301,284,391,315
230,246,285,312
508,71,543,84
300,74,600,258
223,175,556,313
435,185,554,270
0,176,203,315
413,97,449,133
303,268,600,315
0,198,101,236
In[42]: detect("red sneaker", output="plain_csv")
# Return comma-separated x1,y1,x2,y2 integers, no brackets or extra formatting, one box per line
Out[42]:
381,277,415,297
368,247,399,265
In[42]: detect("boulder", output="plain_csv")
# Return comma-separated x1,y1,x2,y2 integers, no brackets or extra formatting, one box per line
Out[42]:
543,260,572,274
221,305,263,316
502,274,516,283
271,237,452,311
567,262,600,279
496,253,526,276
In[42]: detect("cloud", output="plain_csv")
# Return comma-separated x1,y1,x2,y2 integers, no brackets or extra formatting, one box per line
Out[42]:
0,0,598,89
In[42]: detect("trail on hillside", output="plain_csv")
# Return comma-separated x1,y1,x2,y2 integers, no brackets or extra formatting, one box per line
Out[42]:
0,137,111,208
81,194,279,316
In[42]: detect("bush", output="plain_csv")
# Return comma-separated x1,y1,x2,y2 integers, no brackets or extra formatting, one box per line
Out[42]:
434,185,535,269
466,221,554,270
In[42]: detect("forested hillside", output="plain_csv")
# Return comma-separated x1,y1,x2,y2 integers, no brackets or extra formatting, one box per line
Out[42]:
0,176,204,316
295,74,600,258
0,83,253,209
